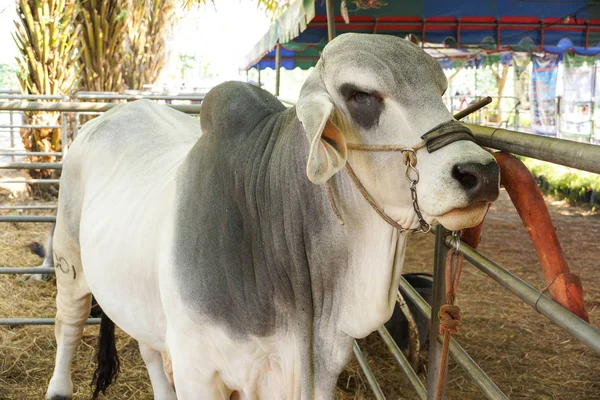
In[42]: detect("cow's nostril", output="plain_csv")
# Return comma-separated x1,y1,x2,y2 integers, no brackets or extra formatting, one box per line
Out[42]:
452,162,500,203
452,165,479,191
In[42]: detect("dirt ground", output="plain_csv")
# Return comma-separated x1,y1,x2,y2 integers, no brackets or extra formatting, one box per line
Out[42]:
0,189,598,400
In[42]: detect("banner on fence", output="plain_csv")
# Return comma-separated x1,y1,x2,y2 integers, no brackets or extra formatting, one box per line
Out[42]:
560,53,594,138
531,54,559,136
513,53,531,110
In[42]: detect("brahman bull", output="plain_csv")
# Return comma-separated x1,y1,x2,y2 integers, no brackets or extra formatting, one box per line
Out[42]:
45,33,499,400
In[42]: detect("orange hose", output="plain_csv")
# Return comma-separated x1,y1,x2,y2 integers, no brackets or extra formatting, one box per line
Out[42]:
492,152,589,322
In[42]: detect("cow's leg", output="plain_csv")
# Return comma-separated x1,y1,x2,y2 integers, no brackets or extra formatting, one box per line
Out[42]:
45,236,91,400
138,343,177,400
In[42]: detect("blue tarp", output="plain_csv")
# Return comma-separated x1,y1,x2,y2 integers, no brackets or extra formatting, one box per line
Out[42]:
246,0,600,70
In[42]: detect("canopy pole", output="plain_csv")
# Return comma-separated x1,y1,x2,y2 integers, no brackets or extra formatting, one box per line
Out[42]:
275,42,281,96
326,0,336,41
258,62,261,87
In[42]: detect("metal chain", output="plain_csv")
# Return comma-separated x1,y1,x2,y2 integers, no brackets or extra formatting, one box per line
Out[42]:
402,149,431,234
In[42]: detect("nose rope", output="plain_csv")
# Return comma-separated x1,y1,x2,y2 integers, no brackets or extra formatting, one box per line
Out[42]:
325,119,478,233
326,139,427,232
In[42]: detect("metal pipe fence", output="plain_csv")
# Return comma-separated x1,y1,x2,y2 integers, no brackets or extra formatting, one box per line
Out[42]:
0,96,599,398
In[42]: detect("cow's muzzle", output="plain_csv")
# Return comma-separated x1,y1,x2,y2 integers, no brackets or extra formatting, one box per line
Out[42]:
452,161,500,204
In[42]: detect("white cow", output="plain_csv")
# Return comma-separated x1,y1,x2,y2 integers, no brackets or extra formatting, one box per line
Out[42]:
45,33,499,400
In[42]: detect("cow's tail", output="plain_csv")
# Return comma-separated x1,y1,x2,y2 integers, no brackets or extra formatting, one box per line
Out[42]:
91,311,120,399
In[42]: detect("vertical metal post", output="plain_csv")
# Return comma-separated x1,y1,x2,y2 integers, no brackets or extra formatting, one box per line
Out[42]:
60,111,68,158
9,110,15,162
73,112,79,138
556,95,561,139
275,42,281,97
427,226,450,399
325,0,336,41
257,63,261,88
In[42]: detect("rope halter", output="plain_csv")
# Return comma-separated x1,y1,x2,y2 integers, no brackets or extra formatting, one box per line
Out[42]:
327,120,475,233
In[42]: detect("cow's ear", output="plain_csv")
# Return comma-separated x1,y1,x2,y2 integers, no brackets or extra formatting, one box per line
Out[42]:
296,64,347,184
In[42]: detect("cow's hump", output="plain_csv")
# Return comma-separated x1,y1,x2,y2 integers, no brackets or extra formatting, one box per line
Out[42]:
200,81,286,138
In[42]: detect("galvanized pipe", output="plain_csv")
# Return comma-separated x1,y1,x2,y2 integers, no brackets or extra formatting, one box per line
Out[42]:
0,124,62,129
9,110,14,162
400,277,509,399
61,111,68,158
377,326,427,400
0,267,54,274
0,162,62,170
325,0,336,41
0,151,63,157
0,205,57,210
353,341,386,400
465,123,600,174
427,226,449,399
275,42,281,97
0,318,100,325
0,94,66,100
73,93,205,101
1,179,60,184
446,236,600,356
0,216,56,223
0,101,201,114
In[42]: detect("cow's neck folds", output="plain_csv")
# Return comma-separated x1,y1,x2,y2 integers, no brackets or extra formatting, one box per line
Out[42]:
270,111,409,383
321,171,408,339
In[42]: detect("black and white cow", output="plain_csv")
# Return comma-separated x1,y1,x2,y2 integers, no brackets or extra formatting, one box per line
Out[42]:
45,33,499,400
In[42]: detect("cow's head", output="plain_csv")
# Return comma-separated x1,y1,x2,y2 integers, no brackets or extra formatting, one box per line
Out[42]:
296,33,499,231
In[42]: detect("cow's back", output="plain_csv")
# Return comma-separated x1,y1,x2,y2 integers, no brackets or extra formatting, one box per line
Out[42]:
58,100,200,241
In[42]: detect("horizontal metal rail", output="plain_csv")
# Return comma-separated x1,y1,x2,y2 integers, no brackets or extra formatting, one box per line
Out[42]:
0,151,62,157
0,215,56,222
377,326,427,400
353,341,386,400
1,179,60,184
74,93,205,101
399,277,509,400
446,236,600,356
0,267,54,274
0,318,100,325
0,205,57,210
0,124,62,129
0,162,62,170
0,94,67,100
0,101,201,114
466,123,600,174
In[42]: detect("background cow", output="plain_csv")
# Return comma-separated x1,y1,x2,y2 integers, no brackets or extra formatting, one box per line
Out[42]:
46,33,499,400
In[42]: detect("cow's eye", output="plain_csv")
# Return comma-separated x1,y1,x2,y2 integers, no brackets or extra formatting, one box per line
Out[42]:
351,91,372,102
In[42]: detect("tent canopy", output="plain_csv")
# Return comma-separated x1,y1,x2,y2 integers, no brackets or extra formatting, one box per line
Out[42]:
244,0,600,70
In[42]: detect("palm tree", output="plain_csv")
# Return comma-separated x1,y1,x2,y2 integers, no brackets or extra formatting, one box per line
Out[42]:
13,0,81,196
78,0,128,93
123,0,177,90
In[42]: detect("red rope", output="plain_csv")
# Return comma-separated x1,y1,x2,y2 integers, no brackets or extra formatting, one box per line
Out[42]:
435,250,464,400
